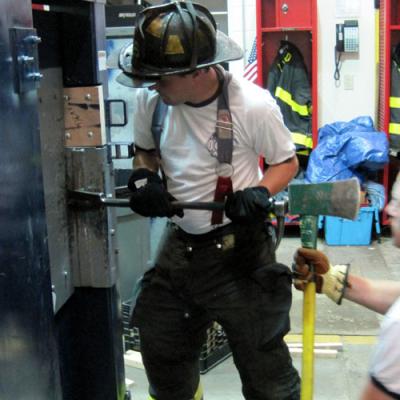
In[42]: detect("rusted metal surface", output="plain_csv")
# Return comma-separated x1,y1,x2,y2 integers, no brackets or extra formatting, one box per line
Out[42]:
64,85,106,147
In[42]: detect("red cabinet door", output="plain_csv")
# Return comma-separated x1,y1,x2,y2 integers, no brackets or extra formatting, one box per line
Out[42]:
277,0,312,28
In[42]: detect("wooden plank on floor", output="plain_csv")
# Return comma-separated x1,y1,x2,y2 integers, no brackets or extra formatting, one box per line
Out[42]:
124,350,144,370
289,348,338,358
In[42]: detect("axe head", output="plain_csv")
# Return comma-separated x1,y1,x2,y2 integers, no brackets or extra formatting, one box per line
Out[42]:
288,178,360,220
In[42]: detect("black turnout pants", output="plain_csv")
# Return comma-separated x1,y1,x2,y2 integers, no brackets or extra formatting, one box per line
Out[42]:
132,222,300,400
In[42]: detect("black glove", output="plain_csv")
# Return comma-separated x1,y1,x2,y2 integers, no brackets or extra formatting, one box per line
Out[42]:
128,168,183,218
225,186,272,223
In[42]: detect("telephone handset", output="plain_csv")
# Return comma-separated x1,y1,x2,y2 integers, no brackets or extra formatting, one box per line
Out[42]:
334,20,359,81
336,20,359,53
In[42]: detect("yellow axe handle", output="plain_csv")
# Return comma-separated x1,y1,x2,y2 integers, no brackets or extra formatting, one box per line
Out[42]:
301,280,316,400
299,214,318,400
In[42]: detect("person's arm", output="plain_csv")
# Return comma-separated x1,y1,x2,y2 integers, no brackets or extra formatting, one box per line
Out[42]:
345,275,400,315
224,155,298,223
133,148,160,172
127,148,183,218
293,248,400,310
360,379,394,400
259,155,298,195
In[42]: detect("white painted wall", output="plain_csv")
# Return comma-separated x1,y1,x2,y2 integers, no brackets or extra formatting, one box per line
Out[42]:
317,0,377,127
226,0,378,129
227,0,257,76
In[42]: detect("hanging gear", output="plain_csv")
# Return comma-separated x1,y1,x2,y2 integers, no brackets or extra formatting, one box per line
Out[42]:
267,41,313,153
117,1,243,88
390,42,400,152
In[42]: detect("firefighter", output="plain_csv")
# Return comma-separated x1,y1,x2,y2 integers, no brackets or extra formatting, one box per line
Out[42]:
293,173,400,399
117,2,300,399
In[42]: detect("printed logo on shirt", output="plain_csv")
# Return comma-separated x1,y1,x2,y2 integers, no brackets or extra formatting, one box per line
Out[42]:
207,132,218,158
207,132,239,159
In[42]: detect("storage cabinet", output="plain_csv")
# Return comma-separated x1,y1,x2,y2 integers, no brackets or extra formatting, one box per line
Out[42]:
279,0,312,28
256,0,318,151
260,0,312,28
379,0,400,224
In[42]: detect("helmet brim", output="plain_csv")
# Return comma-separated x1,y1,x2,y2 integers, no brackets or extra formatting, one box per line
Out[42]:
116,30,244,88
116,73,159,88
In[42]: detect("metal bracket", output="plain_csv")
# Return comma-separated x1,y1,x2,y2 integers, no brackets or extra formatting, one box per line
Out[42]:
64,85,106,147
109,141,135,159
66,147,118,288
10,28,42,94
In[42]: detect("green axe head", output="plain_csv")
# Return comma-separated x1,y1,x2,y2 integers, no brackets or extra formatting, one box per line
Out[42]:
288,178,361,220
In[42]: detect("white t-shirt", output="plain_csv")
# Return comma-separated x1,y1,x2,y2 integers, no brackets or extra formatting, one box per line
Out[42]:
369,296,400,397
133,72,295,234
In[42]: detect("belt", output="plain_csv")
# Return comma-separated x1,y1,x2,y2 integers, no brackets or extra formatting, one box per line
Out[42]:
171,222,265,251
172,223,236,243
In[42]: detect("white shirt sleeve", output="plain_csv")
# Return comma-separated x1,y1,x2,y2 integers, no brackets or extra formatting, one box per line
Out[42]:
369,297,400,397
133,89,158,150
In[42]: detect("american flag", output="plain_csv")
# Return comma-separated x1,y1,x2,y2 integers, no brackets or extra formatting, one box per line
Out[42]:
243,38,258,83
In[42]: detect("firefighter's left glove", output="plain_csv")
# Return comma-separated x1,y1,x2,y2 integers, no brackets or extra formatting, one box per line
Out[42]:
293,247,350,305
128,168,184,218
225,186,272,224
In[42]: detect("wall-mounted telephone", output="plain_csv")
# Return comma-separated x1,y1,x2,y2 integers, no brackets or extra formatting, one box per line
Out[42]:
336,20,359,53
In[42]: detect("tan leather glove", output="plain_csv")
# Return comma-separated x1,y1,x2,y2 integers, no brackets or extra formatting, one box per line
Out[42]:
293,247,350,305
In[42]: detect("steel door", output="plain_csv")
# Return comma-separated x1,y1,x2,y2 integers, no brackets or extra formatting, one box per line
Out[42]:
0,1,62,399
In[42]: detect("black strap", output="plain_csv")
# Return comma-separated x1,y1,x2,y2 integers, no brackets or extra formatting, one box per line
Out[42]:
212,66,233,225
215,66,233,164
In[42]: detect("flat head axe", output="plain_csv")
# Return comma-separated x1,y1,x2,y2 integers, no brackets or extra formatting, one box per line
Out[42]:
288,178,360,400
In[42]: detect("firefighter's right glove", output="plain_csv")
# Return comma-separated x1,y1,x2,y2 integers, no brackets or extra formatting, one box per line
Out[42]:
292,247,350,305
224,186,272,224
128,168,183,218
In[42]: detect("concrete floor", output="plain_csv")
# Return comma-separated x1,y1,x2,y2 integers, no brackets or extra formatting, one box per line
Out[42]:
124,231,400,399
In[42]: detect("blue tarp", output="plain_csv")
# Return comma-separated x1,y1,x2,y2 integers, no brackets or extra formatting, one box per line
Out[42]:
305,116,389,183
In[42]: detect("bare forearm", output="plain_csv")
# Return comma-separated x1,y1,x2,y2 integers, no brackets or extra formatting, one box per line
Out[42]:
133,149,160,172
344,274,400,314
360,380,393,400
259,156,298,195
